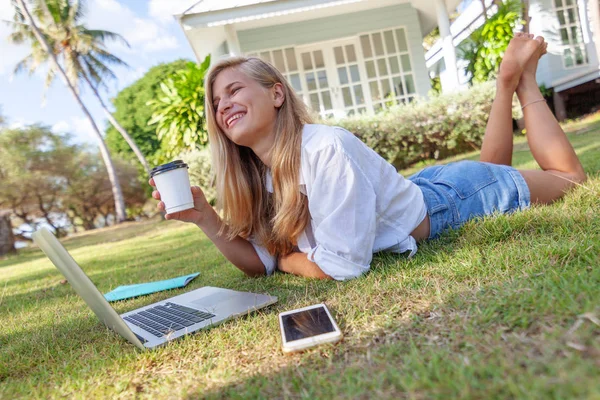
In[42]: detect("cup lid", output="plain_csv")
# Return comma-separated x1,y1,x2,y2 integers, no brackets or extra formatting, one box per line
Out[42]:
150,160,188,178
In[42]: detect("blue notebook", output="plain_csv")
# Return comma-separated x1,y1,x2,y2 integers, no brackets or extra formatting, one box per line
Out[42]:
104,273,200,302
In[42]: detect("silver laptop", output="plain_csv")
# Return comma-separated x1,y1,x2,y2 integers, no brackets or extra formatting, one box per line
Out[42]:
32,227,277,350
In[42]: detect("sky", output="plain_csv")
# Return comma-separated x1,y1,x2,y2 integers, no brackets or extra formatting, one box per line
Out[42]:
0,0,197,145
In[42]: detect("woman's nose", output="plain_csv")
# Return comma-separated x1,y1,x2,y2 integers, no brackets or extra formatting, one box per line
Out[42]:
219,97,232,114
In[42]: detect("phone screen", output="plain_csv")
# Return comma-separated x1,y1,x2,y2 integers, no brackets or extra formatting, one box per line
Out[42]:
281,306,335,342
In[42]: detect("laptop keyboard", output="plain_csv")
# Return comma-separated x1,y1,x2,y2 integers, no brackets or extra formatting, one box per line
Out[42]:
124,302,215,338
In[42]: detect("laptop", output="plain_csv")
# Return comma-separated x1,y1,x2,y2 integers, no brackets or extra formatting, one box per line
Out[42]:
31,227,278,350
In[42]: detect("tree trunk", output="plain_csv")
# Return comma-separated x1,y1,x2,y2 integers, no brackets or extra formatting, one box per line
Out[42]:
522,0,530,34
0,212,16,256
83,74,152,176
15,0,127,223
67,213,78,233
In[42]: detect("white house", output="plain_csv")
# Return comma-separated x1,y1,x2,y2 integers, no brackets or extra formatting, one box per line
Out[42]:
176,0,600,120
532,0,600,120
426,0,600,120
175,0,463,118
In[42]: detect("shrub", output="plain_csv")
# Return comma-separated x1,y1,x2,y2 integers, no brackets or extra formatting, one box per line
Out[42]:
105,59,189,161
147,57,211,163
177,147,216,205
457,0,523,85
332,82,522,170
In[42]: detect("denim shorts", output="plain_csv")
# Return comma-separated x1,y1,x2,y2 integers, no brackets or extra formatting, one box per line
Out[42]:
408,161,531,239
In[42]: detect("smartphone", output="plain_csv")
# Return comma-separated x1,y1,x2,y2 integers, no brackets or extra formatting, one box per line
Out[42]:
279,303,342,353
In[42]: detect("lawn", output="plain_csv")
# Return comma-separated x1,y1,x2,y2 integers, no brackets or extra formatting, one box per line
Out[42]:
1,118,599,399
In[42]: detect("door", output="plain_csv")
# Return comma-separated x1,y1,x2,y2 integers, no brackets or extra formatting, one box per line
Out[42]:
330,39,368,116
297,39,370,118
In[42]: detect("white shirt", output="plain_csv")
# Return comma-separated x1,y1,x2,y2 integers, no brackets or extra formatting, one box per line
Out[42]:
250,124,427,280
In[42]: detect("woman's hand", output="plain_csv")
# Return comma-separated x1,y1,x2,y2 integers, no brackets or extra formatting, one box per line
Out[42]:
149,178,212,226
149,178,268,277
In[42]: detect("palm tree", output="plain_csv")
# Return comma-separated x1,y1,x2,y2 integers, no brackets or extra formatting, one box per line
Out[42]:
9,0,127,223
10,0,151,176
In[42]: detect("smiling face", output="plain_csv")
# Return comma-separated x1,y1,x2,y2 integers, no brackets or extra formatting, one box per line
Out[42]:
211,67,284,150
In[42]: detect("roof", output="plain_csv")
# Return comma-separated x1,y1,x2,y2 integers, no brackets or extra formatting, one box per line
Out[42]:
180,0,278,16
178,0,463,35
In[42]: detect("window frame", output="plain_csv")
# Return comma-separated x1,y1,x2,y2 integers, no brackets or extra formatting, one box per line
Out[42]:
357,26,417,112
246,46,306,95
552,0,589,69
246,24,418,117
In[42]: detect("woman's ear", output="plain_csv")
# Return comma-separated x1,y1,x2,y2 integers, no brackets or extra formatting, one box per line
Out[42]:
272,83,285,108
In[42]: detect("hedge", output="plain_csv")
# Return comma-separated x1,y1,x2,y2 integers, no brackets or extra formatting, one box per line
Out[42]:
178,147,216,205
331,81,523,170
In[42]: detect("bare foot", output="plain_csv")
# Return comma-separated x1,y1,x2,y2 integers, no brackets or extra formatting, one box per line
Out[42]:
516,34,548,101
497,33,546,92
521,34,547,77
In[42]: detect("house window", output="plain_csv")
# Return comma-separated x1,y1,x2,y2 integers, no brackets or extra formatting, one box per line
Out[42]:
247,47,303,95
300,49,336,118
248,26,416,117
554,0,588,68
359,28,416,112
332,43,367,116
294,40,368,119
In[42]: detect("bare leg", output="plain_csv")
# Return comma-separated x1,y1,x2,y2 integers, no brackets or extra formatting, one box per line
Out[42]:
480,32,539,166
515,37,587,204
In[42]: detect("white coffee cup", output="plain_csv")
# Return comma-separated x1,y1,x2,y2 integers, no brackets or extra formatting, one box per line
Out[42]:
150,160,194,214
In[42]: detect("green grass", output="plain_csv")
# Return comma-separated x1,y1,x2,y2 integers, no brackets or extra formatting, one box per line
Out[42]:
1,122,599,399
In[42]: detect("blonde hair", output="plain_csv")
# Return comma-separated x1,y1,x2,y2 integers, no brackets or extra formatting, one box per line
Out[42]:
205,57,313,256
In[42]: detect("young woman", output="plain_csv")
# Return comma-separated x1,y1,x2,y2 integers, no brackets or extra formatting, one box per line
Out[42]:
149,34,586,281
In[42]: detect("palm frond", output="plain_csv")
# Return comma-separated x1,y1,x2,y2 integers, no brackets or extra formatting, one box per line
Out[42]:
44,66,56,91
34,0,59,25
63,49,81,89
13,54,36,75
69,0,86,24
92,48,129,68
82,58,108,91
10,1,26,23
85,54,117,82
84,28,130,48
13,43,50,77
4,19,32,35
41,66,57,105
6,28,28,45
85,67,103,90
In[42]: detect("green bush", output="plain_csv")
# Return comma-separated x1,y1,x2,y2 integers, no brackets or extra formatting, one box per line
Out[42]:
332,82,522,170
177,147,216,205
147,56,211,163
457,0,523,85
105,59,190,160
